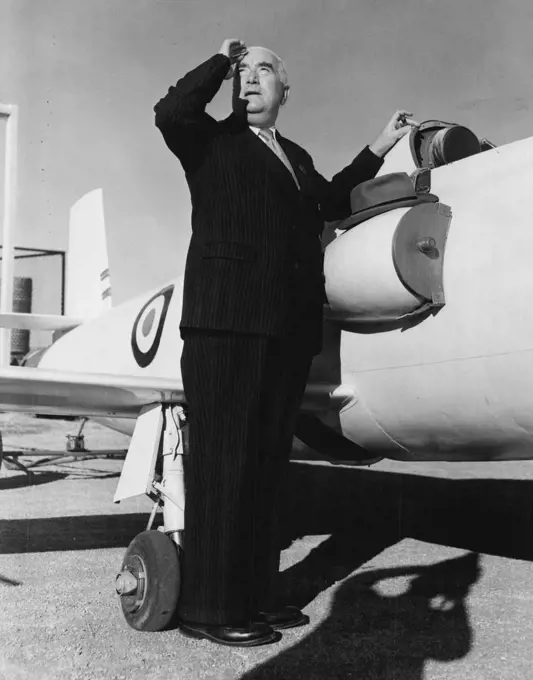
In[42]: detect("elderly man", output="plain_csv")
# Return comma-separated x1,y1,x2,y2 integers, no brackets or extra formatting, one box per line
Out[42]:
154,39,415,647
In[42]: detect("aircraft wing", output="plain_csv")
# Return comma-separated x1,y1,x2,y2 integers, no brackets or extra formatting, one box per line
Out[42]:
0,366,184,418
0,312,83,331
0,366,351,420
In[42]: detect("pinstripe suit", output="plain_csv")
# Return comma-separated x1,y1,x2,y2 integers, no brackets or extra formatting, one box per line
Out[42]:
154,53,383,625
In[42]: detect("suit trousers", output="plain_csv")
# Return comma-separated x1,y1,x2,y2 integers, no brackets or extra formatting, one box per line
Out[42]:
177,328,315,625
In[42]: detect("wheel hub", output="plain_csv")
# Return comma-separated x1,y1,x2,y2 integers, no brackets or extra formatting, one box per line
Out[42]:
115,556,146,613
115,569,139,596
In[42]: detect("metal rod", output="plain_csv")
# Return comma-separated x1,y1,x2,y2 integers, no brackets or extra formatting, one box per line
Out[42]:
3,450,127,457
0,245,66,255
60,251,66,315
0,105,18,367
7,253,53,261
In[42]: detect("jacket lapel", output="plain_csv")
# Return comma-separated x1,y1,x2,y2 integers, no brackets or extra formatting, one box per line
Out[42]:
276,133,309,193
251,129,301,196
233,124,300,200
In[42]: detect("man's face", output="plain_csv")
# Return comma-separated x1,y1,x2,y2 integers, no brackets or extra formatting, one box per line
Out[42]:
236,47,287,126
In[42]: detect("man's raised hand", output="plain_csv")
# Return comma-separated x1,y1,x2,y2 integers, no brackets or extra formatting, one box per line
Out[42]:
219,39,248,80
369,110,420,158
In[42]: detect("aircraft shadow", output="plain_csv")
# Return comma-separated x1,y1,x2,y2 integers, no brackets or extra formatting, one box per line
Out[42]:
277,462,533,609
243,552,480,680
1,460,532,569
0,513,149,554
0,471,67,490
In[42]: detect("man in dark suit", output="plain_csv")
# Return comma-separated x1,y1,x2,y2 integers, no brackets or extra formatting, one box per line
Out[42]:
154,39,415,647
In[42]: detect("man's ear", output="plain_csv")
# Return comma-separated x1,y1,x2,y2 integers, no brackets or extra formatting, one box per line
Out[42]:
281,85,290,107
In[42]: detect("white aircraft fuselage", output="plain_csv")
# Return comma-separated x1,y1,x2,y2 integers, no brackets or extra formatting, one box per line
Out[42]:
33,129,533,463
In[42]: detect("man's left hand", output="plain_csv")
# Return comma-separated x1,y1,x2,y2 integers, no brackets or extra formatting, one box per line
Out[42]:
369,110,420,158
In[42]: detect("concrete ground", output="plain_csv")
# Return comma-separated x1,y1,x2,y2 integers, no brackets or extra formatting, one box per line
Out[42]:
1,412,533,679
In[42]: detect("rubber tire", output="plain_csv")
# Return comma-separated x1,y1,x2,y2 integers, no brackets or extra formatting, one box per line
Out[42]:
119,530,180,632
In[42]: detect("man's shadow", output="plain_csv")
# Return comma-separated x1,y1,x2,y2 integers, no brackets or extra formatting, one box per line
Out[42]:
244,552,480,680
244,446,533,677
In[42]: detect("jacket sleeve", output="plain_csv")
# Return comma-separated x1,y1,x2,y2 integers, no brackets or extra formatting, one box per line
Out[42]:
154,53,230,170
306,146,384,221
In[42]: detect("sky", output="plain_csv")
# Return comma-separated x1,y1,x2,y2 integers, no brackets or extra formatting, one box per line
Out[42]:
0,0,532,310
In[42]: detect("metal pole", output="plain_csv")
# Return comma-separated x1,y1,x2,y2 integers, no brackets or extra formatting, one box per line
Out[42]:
0,104,18,367
60,251,66,315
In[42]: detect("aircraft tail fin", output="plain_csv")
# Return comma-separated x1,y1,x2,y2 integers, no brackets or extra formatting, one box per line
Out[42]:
66,188,112,320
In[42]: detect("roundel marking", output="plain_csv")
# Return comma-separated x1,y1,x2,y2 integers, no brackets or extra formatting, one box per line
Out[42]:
141,307,157,338
135,296,165,355
131,284,174,368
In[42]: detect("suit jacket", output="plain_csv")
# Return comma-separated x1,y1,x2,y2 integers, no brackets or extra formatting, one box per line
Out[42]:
154,53,383,351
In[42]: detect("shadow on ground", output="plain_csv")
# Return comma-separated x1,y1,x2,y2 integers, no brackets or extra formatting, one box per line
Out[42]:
0,573,22,586
0,513,149,553
275,462,533,609
236,462,531,679
1,460,531,675
0,471,67,490
244,552,480,680
2,461,532,564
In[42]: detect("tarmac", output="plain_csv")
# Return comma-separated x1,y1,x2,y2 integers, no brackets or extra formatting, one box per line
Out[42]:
1,412,533,679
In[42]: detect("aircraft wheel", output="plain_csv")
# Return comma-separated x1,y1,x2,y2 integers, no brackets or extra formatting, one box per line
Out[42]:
115,530,180,632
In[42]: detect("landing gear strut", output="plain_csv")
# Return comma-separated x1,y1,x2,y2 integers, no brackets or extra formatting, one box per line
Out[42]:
114,404,187,632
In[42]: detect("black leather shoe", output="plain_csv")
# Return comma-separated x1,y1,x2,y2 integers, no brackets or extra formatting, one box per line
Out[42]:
179,620,280,647
257,606,310,630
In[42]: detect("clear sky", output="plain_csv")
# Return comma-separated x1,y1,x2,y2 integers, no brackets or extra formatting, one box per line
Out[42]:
1,0,532,307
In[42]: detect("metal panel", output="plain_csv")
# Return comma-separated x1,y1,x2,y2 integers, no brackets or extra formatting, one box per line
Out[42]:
392,202,452,305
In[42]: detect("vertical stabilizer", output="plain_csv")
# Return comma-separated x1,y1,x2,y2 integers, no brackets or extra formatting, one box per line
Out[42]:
66,189,112,319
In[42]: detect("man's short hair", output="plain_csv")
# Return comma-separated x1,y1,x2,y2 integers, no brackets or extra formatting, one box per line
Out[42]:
248,46,289,87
